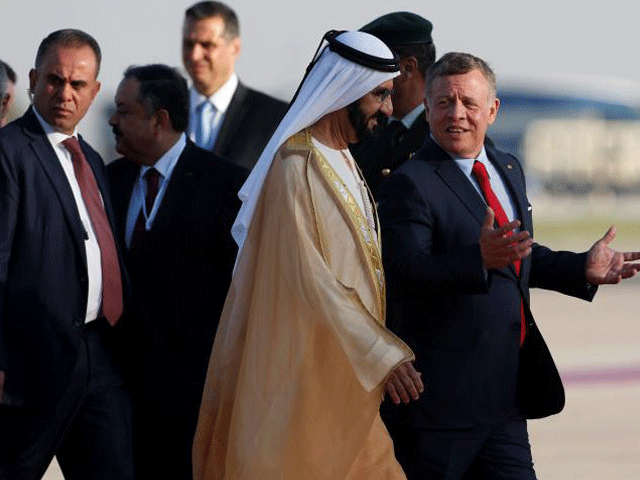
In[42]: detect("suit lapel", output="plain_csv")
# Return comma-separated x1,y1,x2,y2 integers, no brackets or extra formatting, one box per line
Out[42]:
423,139,523,281
22,108,87,266
149,142,194,232
392,113,428,167
487,148,529,231
213,82,248,156
111,161,139,241
79,135,120,236
487,146,531,279
424,140,488,226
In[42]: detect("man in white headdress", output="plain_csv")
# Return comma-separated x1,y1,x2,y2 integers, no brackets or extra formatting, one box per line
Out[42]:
192,30,423,480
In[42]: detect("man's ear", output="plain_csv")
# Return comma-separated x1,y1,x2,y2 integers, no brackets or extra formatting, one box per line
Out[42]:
28,68,37,96
230,37,241,59
487,97,500,125
154,109,171,133
400,56,418,79
0,90,11,113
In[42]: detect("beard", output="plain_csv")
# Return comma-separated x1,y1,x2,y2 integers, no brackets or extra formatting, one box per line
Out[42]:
346,100,387,144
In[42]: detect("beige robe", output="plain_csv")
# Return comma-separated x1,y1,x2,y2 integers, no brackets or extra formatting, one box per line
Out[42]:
193,130,414,480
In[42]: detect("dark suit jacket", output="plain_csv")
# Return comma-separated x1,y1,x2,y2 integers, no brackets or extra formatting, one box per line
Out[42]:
350,113,429,200
378,138,596,430
211,82,287,171
107,140,247,414
0,107,126,408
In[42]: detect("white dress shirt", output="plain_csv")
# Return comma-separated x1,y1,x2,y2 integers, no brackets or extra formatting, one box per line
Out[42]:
452,146,518,223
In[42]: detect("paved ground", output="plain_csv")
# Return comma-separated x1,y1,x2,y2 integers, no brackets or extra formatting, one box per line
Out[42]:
528,283,640,479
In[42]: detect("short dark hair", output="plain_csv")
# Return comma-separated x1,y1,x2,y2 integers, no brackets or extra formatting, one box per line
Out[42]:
0,64,6,100
0,60,16,84
425,52,496,99
123,64,190,132
35,29,101,77
185,1,239,39
393,42,436,79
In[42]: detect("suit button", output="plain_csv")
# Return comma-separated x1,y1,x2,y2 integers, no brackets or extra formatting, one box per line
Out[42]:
73,317,83,327
511,323,520,331
381,168,391,177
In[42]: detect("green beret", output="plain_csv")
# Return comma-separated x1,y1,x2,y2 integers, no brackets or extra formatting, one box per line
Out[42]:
360,11,433,47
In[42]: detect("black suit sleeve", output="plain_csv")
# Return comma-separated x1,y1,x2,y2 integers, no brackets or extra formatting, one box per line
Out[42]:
529,245,596,301
0,141,21,371
379,171,489,300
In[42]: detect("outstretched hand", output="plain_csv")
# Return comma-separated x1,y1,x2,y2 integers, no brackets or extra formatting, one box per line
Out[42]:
585,226,640,285
385,361,423,405
479,207,533,270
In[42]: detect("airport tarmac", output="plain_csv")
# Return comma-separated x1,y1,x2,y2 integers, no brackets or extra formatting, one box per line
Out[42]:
528,283,640,479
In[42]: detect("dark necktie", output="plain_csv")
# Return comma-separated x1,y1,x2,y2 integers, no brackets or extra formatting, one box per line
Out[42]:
62,137,123,326
472,160,526,345
131,168,161,249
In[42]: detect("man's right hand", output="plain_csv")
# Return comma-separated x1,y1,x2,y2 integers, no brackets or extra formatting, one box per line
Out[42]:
0,370,5,404
479,207,533,270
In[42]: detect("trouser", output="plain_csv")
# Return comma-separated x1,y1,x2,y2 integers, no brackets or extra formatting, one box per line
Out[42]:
388,412,537,480
0,321,134,480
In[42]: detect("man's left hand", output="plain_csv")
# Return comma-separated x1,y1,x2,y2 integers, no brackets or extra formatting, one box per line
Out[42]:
385,361,423,405
585,226,640,284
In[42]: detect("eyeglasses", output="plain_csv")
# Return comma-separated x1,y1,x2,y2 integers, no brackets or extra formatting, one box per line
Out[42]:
370,87,394,103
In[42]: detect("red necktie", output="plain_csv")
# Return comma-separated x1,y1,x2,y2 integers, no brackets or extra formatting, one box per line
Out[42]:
472,160,526,346
62,137,123,326
131,168,161,249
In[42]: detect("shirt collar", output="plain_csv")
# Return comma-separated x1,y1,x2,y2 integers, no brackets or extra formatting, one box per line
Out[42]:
429,132,489,177
190,72,238,115
452,145,490,179
140,133,187,179
390,103,424,129
32,106,79,146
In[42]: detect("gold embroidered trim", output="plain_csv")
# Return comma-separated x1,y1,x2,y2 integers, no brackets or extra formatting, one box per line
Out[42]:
287,130,310,149
293,130,386,323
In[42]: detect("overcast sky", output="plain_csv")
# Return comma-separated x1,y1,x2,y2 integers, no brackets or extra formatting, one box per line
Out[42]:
3,0,640,158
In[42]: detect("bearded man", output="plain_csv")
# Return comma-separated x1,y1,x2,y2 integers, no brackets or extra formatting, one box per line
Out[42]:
192,30,423,480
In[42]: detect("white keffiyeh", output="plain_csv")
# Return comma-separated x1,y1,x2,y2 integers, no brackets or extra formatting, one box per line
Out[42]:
231,30,399,255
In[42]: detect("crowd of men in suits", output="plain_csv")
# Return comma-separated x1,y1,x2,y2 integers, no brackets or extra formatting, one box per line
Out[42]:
1,3,639,480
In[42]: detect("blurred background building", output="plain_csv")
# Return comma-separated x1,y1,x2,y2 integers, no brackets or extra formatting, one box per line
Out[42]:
490,76,640,197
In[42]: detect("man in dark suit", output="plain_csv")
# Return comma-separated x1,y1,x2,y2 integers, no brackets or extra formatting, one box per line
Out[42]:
182,1,288,170
350,12,435,200
0,29,133,479
107,64,247,479
378,52,640,479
